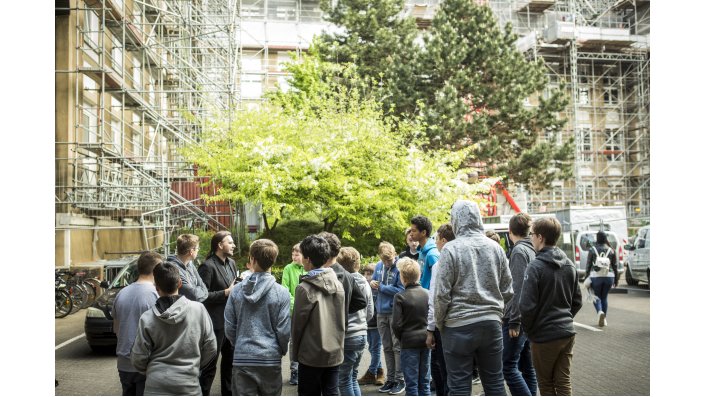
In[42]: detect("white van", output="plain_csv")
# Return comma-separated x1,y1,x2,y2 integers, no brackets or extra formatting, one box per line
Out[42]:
624,225,650,286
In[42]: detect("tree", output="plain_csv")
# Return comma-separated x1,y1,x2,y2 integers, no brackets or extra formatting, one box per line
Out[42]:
404,0,573,191
185,79,480,240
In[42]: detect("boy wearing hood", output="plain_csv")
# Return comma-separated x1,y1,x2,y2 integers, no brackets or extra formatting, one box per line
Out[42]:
502,213,538,396
291,234,346,396
130,262,217,396
433,200,513,396
224,239,291,396
520,217,582,396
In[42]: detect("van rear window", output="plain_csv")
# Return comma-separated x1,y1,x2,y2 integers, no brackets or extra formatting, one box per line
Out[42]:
579,233,619,251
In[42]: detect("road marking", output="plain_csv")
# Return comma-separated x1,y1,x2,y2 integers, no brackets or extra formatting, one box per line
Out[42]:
574,322,603,332
55,333,86,350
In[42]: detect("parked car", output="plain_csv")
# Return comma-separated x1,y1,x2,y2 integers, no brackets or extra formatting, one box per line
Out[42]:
559,230,625,280
84,256,140,352
624,225,650,286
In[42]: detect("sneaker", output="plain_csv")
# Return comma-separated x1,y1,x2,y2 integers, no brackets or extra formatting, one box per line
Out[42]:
472,374,482,384
598,311,606,327
390,381,406,395
358,370,377,386
375,368,386,386
378,381,395,393
289,370,298,385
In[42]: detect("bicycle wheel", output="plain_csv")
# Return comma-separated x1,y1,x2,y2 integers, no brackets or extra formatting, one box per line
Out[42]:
84,278,103,300
68,285,85,314
55,289,73,318
80,280,96,308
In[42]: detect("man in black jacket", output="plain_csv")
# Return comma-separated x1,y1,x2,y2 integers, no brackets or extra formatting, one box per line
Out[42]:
198,231,239,396
519,217,582,396
319,232,368,319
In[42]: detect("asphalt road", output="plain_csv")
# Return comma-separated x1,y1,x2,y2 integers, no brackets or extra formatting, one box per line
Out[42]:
55,281,649,396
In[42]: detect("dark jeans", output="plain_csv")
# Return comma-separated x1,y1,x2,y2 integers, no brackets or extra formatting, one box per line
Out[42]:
502,323,537,396
591,276,614,315
298,363,340,396
430,329,448,396
400,348,431,396
442,320,506,396
200,328,233,396
118,370,146,396
338,335,366,396
232,365,282,396
366,328,382,374
530,335,575,396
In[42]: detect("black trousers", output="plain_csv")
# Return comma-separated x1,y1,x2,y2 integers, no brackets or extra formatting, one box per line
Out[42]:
118,370,146,396
297,363,340,396
431,329,449,396
199,328,233,396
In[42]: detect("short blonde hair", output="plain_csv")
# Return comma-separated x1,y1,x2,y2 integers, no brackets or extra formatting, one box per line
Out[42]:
378,241,396,261
337,246,361,273
363,263,376,274
397,257,420,285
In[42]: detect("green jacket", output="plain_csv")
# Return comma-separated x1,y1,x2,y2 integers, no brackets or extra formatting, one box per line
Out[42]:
281,262,306,312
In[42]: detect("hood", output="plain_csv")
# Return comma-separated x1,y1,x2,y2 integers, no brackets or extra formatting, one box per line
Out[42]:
450,200,484,237
514,238,534,252
152,295,189,324
166,255,186,269
419,239,437,254
302,268,340,296
535,246,573,269
242,272,277,303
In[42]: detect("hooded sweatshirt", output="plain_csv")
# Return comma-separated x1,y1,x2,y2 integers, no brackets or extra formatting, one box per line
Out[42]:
373,259,405,315
503,238,536,331
291,267,346,367
433,200,513,330
345,272,374,339
418,239,440,290
166,255,212,303
130,295,217,396
224,272,291,366
519,246,583,343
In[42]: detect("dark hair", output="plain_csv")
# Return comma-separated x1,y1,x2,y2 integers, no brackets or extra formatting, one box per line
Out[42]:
176,234,199,256
249,239,279,271
509,213,532,237
153,262,181,294
137,251,163,276
411,215,433,238
436,223,455,242
208,231,233,260
532,217,562,246
596,231,609,246
300,235,331,268
318,232,341,258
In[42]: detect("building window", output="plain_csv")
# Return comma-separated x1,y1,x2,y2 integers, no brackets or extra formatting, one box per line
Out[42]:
578,127,592,162
81,102,98,144
551,182,564,204
608,184,624,203
604,128,623,161
112,44,123,74
603,75,619,105
578,76,590,105
578,182,595,203
84,10,100,47
133,60,142,89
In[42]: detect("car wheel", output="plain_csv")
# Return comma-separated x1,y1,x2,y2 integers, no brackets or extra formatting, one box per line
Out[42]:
625,266,639,286
647,268,650,287
89,344,116,355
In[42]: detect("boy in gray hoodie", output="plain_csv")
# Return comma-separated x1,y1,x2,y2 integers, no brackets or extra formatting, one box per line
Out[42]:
224,239,291,396
433,200,513,396
130,262,217,396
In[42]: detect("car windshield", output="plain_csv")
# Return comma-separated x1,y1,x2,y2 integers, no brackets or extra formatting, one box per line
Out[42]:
579,233,619,251
110,263,139,288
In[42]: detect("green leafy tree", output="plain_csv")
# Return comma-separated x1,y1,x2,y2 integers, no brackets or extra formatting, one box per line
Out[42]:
185,83,483,240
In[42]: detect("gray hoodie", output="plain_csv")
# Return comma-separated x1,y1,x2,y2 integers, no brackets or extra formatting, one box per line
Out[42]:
503,238,536,331
433,200,513,330
345,272,374,339
224,272,291,366
131,296,217,396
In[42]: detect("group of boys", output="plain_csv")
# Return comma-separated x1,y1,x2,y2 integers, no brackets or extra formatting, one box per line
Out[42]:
111,198,583,396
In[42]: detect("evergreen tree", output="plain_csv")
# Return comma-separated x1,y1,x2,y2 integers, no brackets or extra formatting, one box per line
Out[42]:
404,0,573,190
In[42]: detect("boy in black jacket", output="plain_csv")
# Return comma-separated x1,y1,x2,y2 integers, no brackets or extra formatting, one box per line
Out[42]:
392,257,430,396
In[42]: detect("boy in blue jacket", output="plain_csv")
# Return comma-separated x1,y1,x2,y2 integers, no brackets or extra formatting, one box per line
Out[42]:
371,241,406,394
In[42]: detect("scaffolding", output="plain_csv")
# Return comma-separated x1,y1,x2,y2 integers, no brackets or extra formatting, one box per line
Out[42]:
55,0,244,265
486,0,650,223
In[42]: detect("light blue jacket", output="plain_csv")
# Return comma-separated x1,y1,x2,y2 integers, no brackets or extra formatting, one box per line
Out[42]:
373,258,405,315
418,240,440,289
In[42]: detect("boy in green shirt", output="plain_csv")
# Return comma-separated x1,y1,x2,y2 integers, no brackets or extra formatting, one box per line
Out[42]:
281,243,306,385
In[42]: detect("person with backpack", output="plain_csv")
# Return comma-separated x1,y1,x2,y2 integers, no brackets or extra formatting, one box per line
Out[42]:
586,231,619,327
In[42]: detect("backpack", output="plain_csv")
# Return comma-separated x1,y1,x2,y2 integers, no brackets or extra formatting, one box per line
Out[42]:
592,247,612,276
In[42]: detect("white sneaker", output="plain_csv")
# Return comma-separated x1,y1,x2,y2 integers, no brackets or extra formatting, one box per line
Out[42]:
598,311,606,327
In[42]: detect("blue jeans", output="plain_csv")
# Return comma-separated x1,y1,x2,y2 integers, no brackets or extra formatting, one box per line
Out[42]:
366,328,382,374
591,276,614,314
442,320,506,396
401,348,431,396
502,323,537,396
338,335,367,396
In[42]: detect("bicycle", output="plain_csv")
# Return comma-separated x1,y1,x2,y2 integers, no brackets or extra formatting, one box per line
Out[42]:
56,270,87,314
55,277,73,318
